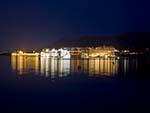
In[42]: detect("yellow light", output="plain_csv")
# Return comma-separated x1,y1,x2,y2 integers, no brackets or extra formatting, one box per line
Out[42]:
12,53,17,56
105,55,108,59
19,51,23,54
35,53,39,56
12,50,39,56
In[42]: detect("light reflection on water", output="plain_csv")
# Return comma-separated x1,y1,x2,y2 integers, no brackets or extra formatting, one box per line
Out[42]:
70,58,119,76
11,56,39,75
40,58,70,77
11,56,138,78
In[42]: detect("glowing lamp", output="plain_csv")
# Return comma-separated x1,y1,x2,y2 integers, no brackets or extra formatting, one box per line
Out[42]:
19,51,23,54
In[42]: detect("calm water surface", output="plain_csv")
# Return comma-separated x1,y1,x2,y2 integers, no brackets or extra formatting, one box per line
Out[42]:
0,56,150,113
10,56,138,77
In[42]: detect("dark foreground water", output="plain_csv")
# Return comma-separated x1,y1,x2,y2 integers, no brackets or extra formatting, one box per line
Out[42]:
0,56,150,113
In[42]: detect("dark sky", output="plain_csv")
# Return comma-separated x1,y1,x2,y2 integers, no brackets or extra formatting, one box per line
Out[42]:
0,0,150,51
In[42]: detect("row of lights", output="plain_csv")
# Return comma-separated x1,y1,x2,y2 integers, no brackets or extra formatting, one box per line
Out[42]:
12,48,119,59
12,48,71,59
11,51,39,56
41,48,70,58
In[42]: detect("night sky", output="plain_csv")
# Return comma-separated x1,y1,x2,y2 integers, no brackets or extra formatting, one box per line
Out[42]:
0,0,150,51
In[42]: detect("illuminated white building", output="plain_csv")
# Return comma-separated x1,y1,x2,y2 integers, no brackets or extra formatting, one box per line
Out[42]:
40,46,119,59
51,48,58,57
40,48,70,59
58,48,70,59
41,48,57,58
41,49,51,57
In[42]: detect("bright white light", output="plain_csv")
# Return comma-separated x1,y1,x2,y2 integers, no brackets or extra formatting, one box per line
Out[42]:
19,51,23,54
117,56,120,60
41,52,50,58
105,55,108,59
40,48,71,59
51,48,58,57
58,48,70,59
45,49,50,52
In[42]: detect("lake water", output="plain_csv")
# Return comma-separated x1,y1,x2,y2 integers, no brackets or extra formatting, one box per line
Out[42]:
0,56,150,113
10,56,138,77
